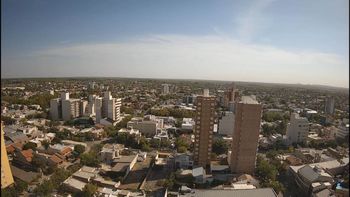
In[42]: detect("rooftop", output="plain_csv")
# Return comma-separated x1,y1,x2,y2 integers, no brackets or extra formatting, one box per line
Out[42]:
179,188,277,197
113,155,137,163
240,96,259,104
10,165,40,183
111,162,129,172
63,177,86,191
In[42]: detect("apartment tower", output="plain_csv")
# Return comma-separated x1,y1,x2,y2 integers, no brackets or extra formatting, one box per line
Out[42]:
194,89,216,168
325,97,335,115
230,96,262,174
223,82,236,109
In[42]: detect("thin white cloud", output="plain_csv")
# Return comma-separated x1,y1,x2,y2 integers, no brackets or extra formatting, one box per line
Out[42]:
13,34,346,88
235,0,276,42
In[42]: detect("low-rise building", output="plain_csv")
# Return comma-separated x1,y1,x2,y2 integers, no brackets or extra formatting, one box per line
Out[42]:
100,143,124,164
178,188,278,197
289,164,334,195
63,166,120,193
109,155,138,179
174,153,193,169
181,118,195,131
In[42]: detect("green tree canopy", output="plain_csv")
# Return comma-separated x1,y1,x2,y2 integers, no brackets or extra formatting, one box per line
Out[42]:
212,138,228,155
74,144,86,156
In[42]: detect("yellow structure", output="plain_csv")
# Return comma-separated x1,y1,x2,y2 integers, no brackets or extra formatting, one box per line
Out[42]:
1,123,14,188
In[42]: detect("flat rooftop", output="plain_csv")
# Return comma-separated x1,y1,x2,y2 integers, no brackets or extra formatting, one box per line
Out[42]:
240,96,259,104
179,188,277,197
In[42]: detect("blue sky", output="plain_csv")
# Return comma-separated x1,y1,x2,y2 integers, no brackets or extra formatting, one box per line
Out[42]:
1,0,349,88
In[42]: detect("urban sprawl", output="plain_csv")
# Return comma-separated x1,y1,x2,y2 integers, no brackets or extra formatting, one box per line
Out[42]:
1,78,349,197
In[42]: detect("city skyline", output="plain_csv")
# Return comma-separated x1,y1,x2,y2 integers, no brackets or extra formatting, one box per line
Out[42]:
2,0,349,88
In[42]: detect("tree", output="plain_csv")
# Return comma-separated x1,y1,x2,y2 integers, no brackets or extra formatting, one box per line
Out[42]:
104,125,117,138
34,180,54,196
32,154,47,170
51,168,71,186
262,180,285,194
175,136,189,149
23,142,37,150
1,179,28,197
262,124,276,136
116,133,128,144
80,152,99,167
212,139,228,155
177,146,187,153
255,156,278,182
150,138,161,148
74,144,86,156
42,140,50,150
160,139,171,148
1,115,16,125
115,115,132,130
78,183,98,197
163,173,175,189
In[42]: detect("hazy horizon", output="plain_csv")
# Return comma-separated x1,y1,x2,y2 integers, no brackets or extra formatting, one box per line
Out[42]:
2,0,349,88
2,75,349,89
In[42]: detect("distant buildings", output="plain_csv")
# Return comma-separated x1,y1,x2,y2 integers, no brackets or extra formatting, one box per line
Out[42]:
127,115,163,137
50,91,121,124
50,98,62,120
50,92,84,121
183,95,197,106
218,111,235,136
162,84,170,95
62,98,81,121
98,91,121,125
230,96,262,174
285,113,309,145
335,125,349,140
223,82,237,109
1,123,14,189
325,97,335,115
193,89,216,168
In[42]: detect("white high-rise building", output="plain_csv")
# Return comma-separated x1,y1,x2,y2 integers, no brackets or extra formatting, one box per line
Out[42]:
95,97,103,123
61,92,69,101
285,113,309,145
325,97,335,115
115,98,122,122
90,91,121,124
62,99,81,121
218,111,235,136
80,100,88,116
107,98,116,121
50,98,61,121
102,91,112,118
162,84,170,95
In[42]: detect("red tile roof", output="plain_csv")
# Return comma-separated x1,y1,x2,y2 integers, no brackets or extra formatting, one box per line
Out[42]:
50,154,63,164
21,149,34,162
60,147,72,156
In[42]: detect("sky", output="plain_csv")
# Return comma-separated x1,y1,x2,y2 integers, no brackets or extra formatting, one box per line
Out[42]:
1,0,349,88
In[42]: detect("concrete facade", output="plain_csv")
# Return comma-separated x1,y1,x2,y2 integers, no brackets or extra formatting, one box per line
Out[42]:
194,89,216,168
286,113,309,145
218,111,235,136
50,98,62,121
230,96,262,174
